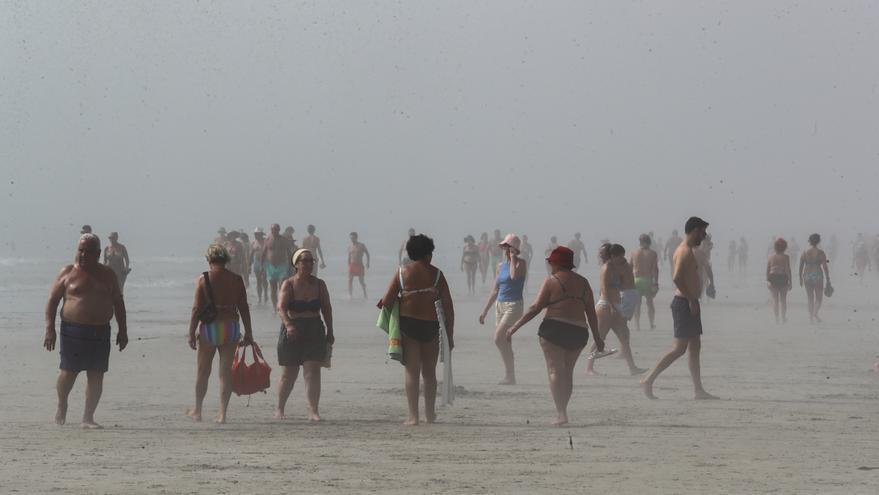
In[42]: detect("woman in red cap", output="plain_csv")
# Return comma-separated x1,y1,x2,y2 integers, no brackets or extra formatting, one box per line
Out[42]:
505,246,604,425
478,234,527,385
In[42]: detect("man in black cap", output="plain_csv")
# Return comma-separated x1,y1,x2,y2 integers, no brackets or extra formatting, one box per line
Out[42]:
641,217,718,400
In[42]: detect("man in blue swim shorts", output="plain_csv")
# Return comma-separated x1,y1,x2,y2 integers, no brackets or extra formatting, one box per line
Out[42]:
44,234,129,428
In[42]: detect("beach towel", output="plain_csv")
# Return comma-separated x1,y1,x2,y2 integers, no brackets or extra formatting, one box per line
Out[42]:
376,300,403,364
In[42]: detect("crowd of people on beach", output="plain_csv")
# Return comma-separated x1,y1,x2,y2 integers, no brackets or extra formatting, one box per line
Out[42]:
41,219,876,429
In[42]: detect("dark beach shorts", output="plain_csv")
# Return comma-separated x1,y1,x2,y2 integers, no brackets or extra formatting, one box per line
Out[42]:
60,321,111,372
671,296,703,339
278,317,327,366
399,316,440,343
538,319,589,351
768,273,789,290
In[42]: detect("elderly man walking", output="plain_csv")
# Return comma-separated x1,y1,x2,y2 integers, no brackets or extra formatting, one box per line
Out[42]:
44,234,128,428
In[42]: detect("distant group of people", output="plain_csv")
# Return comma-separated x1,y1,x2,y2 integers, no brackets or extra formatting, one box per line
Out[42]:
43,218,873,429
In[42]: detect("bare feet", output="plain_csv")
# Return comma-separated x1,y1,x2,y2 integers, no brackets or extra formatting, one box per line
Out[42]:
552,414,568,426
629,367,649,376
185,408,202,422
214,414,226,424
694,390,720,400
498,378,516,385
424,412,436,424
584,366,599,376
308,413,322,422
273,410,286,420
81,420,103,429
641,379,658,399
403,417,419,426
55,404,67,425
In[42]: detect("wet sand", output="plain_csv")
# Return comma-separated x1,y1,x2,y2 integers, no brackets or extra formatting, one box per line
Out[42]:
1,262,878,494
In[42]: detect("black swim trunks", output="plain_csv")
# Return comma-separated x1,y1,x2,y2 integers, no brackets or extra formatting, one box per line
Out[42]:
537,319,589,351
277,317,327,366
59,321,111,372
399,316,440,343
671,296,703,339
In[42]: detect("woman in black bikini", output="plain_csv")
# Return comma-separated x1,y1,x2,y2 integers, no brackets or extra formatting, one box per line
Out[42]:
381,234,455,426
276,249,334,421
506,246,604,426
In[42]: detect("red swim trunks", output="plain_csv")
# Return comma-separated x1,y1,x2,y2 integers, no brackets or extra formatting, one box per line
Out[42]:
348,263,365,277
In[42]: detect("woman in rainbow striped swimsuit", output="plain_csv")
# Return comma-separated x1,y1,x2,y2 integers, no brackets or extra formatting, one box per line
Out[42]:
187,244,254,424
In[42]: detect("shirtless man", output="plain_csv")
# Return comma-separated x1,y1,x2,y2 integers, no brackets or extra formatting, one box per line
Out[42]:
302,225,327,275
262,224,293,307
103,232,131,292
664,230,682,278
250,228,268,304
398,228,416,266
80,225,93,235
567,233,588,272
44,234,128,428
631,234,659,330
347,232,371,299
641,217,718,400
545,236,559,275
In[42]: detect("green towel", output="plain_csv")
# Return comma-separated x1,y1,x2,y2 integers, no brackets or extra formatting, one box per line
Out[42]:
376,301,403,364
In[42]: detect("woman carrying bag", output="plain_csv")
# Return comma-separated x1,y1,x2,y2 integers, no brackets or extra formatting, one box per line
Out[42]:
187,244,254,424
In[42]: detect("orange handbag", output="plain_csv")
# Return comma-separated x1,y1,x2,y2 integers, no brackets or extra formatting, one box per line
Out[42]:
231,342,272,396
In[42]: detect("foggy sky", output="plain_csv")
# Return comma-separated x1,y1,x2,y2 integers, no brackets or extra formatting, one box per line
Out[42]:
2,1,878,258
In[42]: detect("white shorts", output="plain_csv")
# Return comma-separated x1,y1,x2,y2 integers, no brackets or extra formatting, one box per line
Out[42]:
495,300,524,328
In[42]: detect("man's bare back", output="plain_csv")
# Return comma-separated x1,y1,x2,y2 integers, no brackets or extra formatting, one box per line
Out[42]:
631,248,658,278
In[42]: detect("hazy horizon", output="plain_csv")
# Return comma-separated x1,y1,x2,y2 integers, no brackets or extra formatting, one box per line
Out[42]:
3,1,877,259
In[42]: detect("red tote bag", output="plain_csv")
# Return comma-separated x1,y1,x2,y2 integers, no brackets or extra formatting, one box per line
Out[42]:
231,342,272,396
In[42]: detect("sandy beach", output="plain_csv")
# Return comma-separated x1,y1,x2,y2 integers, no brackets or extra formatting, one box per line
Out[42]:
1,257,878,494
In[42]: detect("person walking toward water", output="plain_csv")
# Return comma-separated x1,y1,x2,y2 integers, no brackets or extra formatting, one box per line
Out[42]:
851,233,870,284
505,246,603,425
44,234,128,428
103,232,131,292
262,224,293,308
584,243,646,376
250,228,268,304
631,234,659,331
381,234,454,425
738,236,749,274
800,233,831,323
641,217,718,400
478,234,526,385
347,232,370,299
766,237,792,324
460,235,479,295
302,224,326,275
187,244,254,424
276,249,334,421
